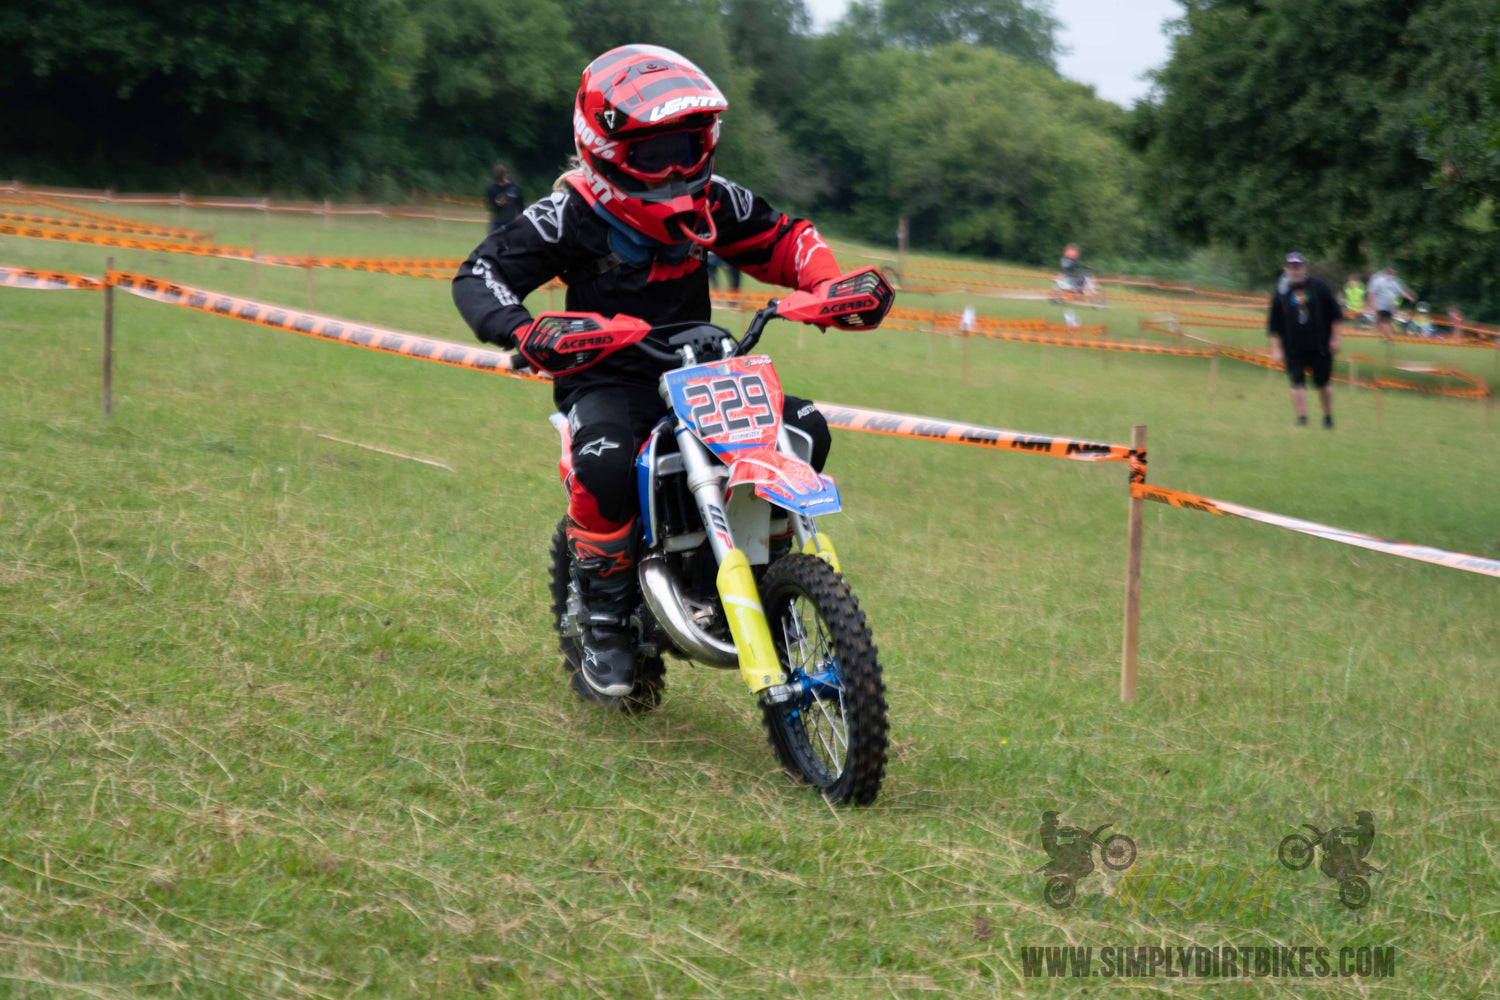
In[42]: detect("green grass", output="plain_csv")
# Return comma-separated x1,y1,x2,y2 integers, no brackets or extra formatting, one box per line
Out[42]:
2,212,1499,999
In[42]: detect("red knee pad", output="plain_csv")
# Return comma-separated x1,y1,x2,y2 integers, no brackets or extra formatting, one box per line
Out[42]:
566,472,631,535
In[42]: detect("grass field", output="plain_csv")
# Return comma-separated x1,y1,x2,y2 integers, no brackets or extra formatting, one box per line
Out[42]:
2,207,1498,998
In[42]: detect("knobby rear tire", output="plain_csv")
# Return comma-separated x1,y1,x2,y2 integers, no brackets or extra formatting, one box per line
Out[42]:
758,554,888,806
548,518,664,714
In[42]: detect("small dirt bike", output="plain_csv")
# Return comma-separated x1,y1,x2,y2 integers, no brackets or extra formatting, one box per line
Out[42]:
1038,823,1137,909
1277,823,1379,909
515,269,895,805
1051,269,1106,308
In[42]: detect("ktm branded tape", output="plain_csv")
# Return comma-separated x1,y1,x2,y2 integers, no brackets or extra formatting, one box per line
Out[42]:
815,402,1138,463
255,253,456,278
1341,327,1499,349
0,265,104,291
0,223,251,259
1133,483,1500,579
108,271,548,383
0,224,457,277
0,210,208,242
30,197,211,240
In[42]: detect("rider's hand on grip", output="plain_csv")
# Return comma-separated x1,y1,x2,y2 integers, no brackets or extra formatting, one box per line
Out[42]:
515,312,653,377
776,268,895,331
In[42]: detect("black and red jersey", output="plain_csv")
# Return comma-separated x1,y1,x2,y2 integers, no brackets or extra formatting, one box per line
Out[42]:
451,174,840,408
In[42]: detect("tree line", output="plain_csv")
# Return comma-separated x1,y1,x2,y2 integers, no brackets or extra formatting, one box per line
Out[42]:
2,0,1496,312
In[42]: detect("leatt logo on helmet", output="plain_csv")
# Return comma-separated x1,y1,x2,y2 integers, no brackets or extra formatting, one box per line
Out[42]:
647,95,728,123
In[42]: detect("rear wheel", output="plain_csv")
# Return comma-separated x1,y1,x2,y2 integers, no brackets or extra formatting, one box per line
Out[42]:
548,519,664,714
759,554,888,805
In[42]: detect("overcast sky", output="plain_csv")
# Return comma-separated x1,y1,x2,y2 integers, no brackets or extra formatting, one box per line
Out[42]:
802,0,1182,107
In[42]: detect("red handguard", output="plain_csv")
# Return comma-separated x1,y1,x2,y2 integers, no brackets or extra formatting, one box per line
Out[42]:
515,312,653,377
774,268,895,330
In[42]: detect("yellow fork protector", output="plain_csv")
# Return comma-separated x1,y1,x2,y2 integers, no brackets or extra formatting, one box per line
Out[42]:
716,549,785,693
801,532,842,574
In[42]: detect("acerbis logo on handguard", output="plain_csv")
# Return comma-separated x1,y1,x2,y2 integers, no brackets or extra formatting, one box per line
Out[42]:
819,296,878,316
558,333,613,351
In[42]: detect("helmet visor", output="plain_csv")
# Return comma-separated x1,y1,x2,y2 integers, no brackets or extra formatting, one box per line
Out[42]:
622,128,710,182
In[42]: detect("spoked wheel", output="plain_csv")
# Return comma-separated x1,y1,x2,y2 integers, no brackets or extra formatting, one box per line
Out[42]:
1338,876,1370,910
758,554,888,806
548,519,664,714
1099,834,1137,871
1277,833,1315,871
1044,876,1076,910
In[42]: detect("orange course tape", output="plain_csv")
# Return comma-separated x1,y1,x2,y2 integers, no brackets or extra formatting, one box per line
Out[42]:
0,223,252,259
0,222,458,278
1133,483,1500,579
107,271,547,383
0,265,105,291
814,402,1141,466
29,197,212,240
0,210,208,242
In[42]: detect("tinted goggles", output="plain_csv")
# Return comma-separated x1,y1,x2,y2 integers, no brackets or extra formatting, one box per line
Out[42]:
621,128,711,181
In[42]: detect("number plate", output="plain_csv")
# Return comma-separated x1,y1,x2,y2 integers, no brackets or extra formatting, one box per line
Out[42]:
663,356,784,455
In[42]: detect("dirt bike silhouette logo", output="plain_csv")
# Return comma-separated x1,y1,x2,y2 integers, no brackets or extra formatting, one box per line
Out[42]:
1037,811,1137,909
1277,811,1380,910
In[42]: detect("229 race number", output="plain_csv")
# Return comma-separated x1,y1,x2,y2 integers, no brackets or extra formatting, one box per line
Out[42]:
683,374,776,438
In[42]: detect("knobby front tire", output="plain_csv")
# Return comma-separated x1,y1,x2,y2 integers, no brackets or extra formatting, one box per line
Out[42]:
758,554,888,806
548,518,665,714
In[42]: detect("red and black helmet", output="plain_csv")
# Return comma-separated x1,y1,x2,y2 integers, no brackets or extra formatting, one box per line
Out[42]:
567,45,728,246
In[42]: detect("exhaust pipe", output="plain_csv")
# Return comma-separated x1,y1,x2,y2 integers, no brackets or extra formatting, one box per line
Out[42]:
638,554,739,668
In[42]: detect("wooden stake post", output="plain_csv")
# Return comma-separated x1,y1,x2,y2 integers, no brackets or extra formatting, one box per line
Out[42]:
102,256,114,417
1121,424,1146,704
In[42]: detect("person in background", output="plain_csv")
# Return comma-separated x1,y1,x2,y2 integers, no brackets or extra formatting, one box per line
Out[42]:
706,251,742,291
1366,265,1414,339
959,303,976,336
1341,273,1367,321
1267,252,1342,429
1058,244,1088,292
485,163,524,233
1446,305,1466,337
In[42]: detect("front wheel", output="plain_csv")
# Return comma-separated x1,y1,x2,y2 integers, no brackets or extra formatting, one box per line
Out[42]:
1278,833,1315,871
548,519,664,714
1099,833,1137,871
759,554,888,805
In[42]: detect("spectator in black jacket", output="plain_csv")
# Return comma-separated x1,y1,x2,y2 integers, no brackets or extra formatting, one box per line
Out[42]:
1267,252,1342,428
484,163,523,233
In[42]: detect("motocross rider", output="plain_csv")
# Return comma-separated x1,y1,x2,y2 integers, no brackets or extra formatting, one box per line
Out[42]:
452,44,846,698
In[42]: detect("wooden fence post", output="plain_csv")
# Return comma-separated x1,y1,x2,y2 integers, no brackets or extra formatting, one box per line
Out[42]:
1121,424,1146,704
102,256,114,417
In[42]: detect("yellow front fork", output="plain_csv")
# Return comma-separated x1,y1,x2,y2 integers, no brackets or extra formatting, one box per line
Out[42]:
716,549,784,694
801,531,842,574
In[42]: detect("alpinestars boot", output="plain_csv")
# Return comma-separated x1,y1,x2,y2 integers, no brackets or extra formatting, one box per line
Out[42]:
566,518,639,697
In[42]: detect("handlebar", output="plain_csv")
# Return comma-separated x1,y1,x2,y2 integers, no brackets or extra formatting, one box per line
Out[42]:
516,267,894,377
